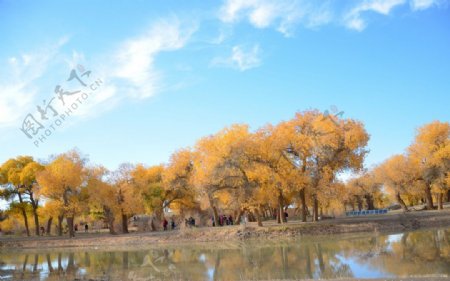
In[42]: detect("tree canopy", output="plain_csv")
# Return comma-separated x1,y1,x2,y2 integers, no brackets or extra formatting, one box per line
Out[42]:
1,111,448,236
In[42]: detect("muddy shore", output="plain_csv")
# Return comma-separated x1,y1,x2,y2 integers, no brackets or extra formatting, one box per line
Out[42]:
1,210,449,250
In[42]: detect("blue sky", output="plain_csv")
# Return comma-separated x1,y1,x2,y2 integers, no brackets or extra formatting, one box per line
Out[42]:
0,0,449,173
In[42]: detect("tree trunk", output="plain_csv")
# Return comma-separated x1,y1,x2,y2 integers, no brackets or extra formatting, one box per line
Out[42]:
33,254,38,272
22,254,29,272
108,218,116,235
17,193,30,237
276,208,281,224
67,216,75,238
278,193,286,223
305,246,312,279
29,194,40,236
46,217,53,235
212,206,219,227
57,253,62,271
268,208,273,219
150,219,156,231
261,208,266,219
437,193,444,210
316,243,325,274
46,254,54,272
208,195,220,227
248,212,255,222
299,188,307,222
213,252,221,281
32,205,40,236
234,209,244,225
356,197,363,211
396,192,409,212
67,253,75,273
365,194,375,210
447,190,450,202
105,207,116,235
57,215,63,236
424,185,434,210
121,212,129,234
313,195,319,222
255,208,263,227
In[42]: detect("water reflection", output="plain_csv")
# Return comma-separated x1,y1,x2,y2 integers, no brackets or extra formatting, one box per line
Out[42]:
0,228,449,281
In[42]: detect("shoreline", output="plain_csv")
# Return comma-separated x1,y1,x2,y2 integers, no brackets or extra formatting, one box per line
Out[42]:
1,210,450,250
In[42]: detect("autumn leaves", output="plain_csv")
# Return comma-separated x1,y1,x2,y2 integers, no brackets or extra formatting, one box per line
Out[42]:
0,110,448,236
191,110,370,225
375,121,450,211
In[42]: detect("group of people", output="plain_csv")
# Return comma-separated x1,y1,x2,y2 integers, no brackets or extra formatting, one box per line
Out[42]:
162,218,176,231
184,217,196,228
73,223,89,233
212,215,233,227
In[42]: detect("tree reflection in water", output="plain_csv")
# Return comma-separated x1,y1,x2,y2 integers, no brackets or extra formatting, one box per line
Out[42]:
0,228,449,281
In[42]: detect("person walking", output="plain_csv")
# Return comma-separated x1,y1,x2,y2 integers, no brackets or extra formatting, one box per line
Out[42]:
228,215,233,225
163,218,168,231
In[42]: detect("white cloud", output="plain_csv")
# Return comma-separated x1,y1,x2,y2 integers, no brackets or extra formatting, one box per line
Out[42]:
232,45,262,71
212,44,262,71
0,18,197,130
219,0,444,33
344,0,406,31
112,18,197,99
0,39,67,127
210,28,230,45
218,0,336,36
67,18,197,120
219,0,305,37
410,0,438,10
0,82,35,126
303,4,334,29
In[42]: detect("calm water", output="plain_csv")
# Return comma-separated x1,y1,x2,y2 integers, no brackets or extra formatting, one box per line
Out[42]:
1,228,449,281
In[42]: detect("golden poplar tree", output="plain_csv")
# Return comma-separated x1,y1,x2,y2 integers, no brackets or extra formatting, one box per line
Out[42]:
37,150,86,237
408,121,449,209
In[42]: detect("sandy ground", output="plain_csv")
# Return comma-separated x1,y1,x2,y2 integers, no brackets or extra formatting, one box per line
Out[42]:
1,209,450,250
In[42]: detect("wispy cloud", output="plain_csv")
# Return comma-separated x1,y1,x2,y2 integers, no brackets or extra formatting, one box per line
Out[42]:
112,18,197,99
218,0,446,33
343,0,406,31
211,44,262,71
0,38,68,127
0,18,197,129
63,17,198,121
219,0,307,37
410,0,440,10
1,1,446,130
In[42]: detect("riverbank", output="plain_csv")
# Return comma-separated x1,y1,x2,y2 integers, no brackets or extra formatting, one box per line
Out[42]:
1,209,450,250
